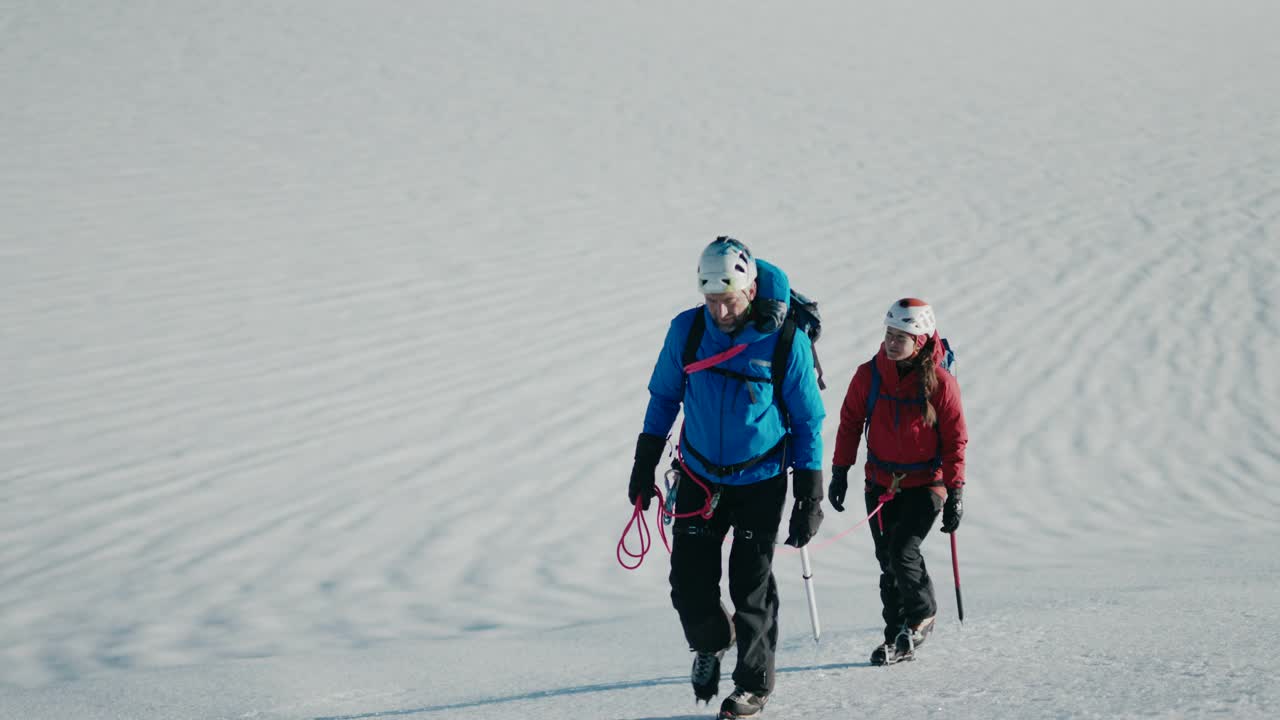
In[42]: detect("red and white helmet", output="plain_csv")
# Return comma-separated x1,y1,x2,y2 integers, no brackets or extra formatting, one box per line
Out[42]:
885,298,936,336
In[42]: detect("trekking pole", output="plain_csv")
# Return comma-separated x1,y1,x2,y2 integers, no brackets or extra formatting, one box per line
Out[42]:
799,546,821,643
950,532,964,623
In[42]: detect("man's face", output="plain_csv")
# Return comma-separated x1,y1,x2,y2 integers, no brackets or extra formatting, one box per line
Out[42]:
705,285,757,333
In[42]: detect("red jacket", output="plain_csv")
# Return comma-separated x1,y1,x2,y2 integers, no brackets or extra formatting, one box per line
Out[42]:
832,338,967,492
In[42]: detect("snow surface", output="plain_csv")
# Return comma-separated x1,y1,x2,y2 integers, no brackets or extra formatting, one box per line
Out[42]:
3,1,1279,718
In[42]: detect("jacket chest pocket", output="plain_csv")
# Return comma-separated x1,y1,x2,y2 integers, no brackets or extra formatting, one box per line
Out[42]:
740,359,776,411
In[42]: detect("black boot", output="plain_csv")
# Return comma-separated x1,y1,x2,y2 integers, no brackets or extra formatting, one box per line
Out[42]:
691,649,726,703
893,616,935,661
719,686,769,718
870,641,899,666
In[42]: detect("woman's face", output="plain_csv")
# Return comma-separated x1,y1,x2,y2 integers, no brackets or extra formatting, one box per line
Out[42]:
884,327,919,361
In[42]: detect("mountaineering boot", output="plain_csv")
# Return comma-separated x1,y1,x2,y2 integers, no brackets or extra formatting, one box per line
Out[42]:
718,686,769,718
893,616,936,661
691,649,726,703
870,641,902,666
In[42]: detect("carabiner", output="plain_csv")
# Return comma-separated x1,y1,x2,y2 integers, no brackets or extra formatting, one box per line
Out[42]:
703,487,722,520
662,467,680,525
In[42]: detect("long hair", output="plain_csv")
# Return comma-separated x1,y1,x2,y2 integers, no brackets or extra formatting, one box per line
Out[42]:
916,335,939,426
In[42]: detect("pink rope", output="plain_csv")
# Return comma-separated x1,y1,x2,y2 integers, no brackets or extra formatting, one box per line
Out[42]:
616,443,717,570
777,489,895,555
622,476,900,566
616,496,653,570
619,427,904,567
683,343,748,374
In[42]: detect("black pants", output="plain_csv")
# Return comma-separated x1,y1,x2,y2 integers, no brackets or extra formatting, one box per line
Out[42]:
866,486,943,643
669,465,787,694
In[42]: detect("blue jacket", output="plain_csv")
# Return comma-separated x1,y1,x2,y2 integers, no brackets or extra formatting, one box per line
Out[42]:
641,263,825,485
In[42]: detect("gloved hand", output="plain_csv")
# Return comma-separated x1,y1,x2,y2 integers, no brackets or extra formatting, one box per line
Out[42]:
628,433,666,510
941,486,963,533
828,465,850,512
784,499,824,548
784,468,824,548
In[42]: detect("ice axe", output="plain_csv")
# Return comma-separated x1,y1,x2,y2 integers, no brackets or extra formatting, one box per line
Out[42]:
950,532,964,623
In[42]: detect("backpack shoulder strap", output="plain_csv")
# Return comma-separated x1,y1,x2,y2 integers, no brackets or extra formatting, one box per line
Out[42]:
864,358,882,437
683,308,706,370
771,316,797,424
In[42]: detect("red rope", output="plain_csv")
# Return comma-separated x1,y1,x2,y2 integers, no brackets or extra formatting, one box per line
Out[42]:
617,446,716,570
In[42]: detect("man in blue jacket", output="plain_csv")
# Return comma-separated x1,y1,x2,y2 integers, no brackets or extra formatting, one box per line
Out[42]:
628,237,826,719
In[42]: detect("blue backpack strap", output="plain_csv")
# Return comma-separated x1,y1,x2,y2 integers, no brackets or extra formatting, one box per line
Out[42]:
940,337,956,376
864,358,881,439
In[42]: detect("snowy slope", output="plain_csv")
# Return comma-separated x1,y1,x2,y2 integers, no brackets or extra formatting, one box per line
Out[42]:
2,1,1278,718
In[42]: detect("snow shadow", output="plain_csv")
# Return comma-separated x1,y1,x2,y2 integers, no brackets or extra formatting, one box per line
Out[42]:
312,661,867,719
312,675,689,719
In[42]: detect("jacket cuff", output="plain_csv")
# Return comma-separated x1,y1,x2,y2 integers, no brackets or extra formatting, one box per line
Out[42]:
791,468,824,500
634,433,666,466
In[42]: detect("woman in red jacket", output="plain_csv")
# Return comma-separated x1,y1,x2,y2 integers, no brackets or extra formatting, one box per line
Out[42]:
828,298,968,665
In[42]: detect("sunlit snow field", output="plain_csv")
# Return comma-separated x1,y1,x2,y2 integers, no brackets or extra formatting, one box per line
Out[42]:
2,1,1278,718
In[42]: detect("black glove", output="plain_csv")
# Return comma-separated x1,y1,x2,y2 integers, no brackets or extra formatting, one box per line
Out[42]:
628,433,665,510
941,486,963,533
784,468,824,548
828,465,850,512
784,499,824,548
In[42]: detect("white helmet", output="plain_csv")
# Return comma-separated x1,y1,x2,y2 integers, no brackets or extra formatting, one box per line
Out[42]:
697,236,757,294
885,297,936,336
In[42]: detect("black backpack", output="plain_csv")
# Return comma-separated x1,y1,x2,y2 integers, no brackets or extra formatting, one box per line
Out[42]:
682,289,826,425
